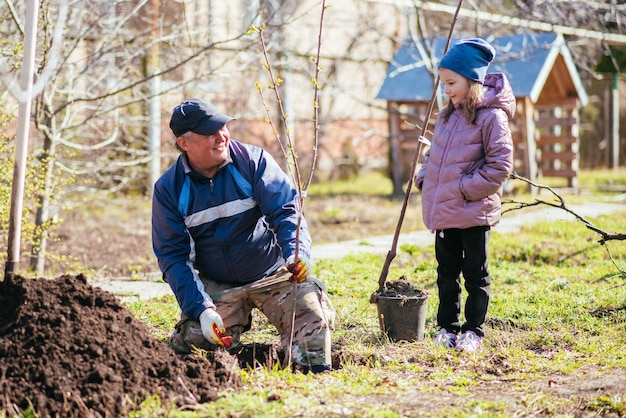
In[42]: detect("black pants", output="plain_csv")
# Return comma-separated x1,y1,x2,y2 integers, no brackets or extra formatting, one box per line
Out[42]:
435,226,491,337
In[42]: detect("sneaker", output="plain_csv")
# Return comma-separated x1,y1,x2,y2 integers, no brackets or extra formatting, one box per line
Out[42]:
455,331,483,353
434,328,458,348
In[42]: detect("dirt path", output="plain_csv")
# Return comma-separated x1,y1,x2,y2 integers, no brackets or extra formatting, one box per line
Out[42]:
312,202,625,260
0,274,241,417
95,202,626,300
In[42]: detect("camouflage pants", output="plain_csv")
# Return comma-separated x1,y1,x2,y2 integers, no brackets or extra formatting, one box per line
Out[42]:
170,267,335,371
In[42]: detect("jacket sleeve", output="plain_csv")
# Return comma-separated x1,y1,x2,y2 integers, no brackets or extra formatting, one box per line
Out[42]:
248,148,312,261
152,178,215,320
459,109,513,201
415,148,431,191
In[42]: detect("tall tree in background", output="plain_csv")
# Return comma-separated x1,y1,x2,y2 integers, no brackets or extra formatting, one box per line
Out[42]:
1,0,340,275
4,0,626,275
0,0,258,274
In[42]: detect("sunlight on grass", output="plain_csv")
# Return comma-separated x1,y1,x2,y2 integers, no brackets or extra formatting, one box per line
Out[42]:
587,394,626,416
125,295,179,341
308,170,393,196
579,168,626,187
124,170,626,417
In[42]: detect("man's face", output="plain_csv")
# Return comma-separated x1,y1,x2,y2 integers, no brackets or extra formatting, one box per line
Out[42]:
178,126,230,176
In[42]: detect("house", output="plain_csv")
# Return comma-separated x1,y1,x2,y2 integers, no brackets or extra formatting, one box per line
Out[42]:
376,32,589,195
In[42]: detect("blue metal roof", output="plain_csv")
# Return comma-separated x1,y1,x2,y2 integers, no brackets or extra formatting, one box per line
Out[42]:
376,32,588,105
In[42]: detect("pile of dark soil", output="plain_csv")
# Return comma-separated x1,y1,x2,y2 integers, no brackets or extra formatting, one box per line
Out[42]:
370,275,429,302
0,274,241,417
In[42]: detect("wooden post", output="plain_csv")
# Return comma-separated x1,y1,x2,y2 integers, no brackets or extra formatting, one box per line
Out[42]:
612,72,620,170
523,97,538,195
388,102,404,196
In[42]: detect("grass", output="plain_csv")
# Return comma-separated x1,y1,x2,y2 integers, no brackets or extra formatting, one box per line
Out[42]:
308,168,626,198
124,169,626,417
307,170,394,196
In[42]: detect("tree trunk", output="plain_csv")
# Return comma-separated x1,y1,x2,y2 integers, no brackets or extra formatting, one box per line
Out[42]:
30,134,56,276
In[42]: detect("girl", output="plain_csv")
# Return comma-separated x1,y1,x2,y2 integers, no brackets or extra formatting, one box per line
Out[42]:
415,38,515,352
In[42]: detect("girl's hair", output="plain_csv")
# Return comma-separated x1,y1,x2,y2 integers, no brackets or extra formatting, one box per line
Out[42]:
440,80,484,124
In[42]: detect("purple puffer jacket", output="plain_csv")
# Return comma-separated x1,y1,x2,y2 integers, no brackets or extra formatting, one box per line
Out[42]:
415,72,515,231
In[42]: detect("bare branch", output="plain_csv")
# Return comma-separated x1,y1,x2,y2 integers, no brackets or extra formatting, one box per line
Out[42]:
252,0,329,369
505,172,626,280
303,1,328,192
504,172,626,244
3,0,23,35
376,0,466,293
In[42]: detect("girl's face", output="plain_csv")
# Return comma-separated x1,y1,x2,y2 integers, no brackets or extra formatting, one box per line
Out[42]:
438,68,470,105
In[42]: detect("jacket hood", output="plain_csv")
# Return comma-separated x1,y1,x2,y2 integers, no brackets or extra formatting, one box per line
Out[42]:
479,72,516,120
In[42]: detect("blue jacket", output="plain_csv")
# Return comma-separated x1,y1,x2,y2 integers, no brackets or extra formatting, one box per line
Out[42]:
152,140,311,320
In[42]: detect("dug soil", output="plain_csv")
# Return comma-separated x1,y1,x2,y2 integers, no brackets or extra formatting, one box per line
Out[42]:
371,275,429,299
2,195,398,417
0,274,241,417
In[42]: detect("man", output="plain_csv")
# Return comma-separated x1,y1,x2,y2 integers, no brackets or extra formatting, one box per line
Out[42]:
152,98,334,373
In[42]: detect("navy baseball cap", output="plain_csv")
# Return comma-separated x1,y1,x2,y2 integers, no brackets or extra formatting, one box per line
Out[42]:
169,98,235,137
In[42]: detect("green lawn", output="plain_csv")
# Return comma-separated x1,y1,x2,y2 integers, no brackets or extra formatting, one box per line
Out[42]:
125,169,626,417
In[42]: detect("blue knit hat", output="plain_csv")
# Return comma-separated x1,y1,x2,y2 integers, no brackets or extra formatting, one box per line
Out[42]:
439,38,496,83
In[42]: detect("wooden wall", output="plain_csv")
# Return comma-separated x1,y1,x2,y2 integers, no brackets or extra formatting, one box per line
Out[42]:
387,96,582,195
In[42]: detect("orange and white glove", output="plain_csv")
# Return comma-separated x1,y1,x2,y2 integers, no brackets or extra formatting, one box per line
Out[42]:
198,308,232,348
286,255,311,283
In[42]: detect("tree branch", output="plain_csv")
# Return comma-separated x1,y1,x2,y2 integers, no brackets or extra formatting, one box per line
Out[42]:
505,172,626,279
504,172,626,244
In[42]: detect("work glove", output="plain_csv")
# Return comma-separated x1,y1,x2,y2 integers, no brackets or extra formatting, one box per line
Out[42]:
198,308,232,348
286,254,311,283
